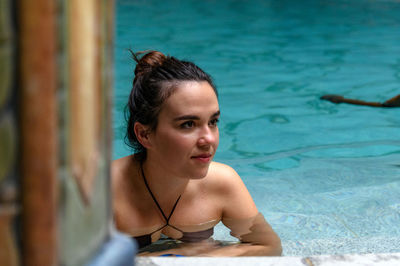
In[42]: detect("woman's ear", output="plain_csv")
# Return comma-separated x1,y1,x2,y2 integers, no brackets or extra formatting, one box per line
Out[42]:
134,122,152,149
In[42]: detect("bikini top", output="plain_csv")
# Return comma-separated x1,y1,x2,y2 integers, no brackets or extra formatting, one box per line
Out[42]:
133,165,215,249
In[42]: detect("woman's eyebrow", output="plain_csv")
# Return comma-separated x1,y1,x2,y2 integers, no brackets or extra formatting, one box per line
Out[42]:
174,115,200,121
173,110,220,121
211,110,221,117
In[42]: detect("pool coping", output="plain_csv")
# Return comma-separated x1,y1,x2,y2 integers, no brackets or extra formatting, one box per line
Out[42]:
136,252,400,266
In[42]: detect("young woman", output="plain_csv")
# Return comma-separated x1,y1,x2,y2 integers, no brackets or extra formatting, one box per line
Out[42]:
320,94,400,107
112,50,282,256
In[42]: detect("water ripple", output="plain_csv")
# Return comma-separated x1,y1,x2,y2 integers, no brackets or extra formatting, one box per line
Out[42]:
222,140,400,164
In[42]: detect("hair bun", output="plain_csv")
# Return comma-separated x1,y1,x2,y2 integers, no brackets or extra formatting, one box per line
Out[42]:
131,50,166,77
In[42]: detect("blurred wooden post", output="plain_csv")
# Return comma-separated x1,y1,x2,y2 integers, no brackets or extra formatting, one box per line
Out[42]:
58,1,115,264
69,0,100,204
15,0,119,264
0,0,19,265
18,0,59,265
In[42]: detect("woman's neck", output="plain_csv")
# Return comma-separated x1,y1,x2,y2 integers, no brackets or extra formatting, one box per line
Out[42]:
140,156,189,209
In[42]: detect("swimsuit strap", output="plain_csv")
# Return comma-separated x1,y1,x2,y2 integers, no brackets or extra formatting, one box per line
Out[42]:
141,163,182,225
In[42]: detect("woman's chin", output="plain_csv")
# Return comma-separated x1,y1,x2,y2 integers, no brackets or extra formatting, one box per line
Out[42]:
186,166,210,180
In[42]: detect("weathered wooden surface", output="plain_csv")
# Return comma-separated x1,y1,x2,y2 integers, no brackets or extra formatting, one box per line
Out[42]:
0,203,18,266
0,0,13,109
19,0,59,265
0,0,19,265
15,0,115,264
0,0,15,183
59,0,115,265
69,0,101,205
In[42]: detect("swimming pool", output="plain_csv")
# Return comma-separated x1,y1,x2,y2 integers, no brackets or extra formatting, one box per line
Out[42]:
113,0,400,255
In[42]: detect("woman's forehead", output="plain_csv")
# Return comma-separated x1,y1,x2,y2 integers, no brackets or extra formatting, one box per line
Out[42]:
161,81,219,117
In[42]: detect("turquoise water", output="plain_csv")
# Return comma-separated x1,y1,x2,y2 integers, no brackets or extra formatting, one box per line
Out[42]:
114,0,400,255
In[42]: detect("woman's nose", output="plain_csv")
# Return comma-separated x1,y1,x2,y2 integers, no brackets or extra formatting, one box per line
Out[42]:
197,126,217,146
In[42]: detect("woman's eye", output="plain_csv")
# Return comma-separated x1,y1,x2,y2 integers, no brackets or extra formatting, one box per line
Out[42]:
209,118,219,127
180,121,195,129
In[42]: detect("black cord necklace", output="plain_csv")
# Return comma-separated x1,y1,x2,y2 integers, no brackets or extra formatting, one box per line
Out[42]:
140,162,182,226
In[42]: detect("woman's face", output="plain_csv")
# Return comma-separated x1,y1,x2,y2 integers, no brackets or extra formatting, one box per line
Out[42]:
147,81,220,179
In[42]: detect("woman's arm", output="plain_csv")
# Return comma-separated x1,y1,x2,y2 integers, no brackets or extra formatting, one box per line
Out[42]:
208,163,282,256
202,214,282,256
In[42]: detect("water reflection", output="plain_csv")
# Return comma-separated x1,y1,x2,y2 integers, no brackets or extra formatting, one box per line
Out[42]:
137,213,281,256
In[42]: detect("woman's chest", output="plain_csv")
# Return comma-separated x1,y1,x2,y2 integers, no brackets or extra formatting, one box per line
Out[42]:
117,192,221,237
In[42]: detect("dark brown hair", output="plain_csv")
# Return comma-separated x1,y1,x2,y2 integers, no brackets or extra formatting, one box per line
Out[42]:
125,50,218,158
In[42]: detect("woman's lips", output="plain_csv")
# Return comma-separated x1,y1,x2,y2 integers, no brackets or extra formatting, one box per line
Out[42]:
191,154,212,163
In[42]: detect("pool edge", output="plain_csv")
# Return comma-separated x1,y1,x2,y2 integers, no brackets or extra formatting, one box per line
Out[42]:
136,252,400,265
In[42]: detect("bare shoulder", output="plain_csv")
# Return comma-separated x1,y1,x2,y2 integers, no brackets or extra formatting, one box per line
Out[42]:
209,161,237,175
111,156,127,182
112,155,133,173
207,161,244,191
111,155,136,191
207,161,258,218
